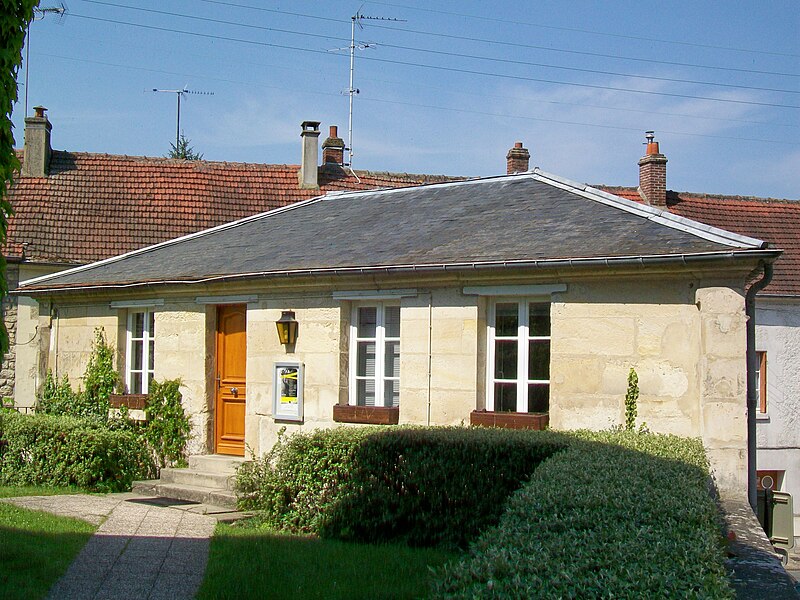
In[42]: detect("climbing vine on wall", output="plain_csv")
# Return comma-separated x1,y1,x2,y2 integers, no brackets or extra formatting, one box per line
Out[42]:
0,1,38,358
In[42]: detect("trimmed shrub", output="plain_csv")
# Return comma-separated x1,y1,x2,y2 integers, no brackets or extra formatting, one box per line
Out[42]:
431,430,733,598
237,426,565,548
0,411,154,491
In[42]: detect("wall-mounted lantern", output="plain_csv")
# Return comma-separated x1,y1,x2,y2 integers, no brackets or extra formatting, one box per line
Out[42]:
276,310,298,345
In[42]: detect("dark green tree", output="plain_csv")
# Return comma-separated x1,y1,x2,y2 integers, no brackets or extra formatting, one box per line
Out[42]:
0,0,38,358
167,132,203,160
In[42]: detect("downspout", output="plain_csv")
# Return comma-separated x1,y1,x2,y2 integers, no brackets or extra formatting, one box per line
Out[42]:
745,261,773,511
426,293,433,426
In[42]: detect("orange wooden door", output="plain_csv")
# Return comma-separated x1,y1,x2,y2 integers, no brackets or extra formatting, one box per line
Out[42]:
215,304,247,456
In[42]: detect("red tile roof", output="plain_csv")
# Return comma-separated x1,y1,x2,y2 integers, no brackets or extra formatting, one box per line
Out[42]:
5,151,458,265
598,186,800,296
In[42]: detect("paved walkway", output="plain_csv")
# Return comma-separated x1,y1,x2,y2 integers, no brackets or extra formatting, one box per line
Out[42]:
1,493,231,600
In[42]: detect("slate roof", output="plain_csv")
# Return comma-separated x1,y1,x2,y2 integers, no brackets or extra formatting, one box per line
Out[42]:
600,186,800,296
4,150,456,264
19,171,776,293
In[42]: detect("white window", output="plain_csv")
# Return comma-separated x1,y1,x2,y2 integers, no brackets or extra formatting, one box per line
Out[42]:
487,300,550,413
349,304,400,407
126,310,155,394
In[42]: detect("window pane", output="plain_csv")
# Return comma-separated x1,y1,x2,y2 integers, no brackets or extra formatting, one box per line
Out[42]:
528,384,549,413
357,307,377,338
494,340,517,379
148,312,155,338
384,306,400,338
357,341,376,377
385,340,400,377
529,304,550,336
494,383,517,412
384,379,399,407
357,379,375,407
146,372,155,393
132,340,143,370
528,340,550,380
134,312,145,338
495,303,518,336
149,340,155,371
131,373,143,395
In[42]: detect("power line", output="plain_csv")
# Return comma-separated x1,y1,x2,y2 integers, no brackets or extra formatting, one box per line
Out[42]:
78,1,800,96
194,0,800,79
364,0,800,58
38,49,799,131
67,13,800,110
32,53,795,146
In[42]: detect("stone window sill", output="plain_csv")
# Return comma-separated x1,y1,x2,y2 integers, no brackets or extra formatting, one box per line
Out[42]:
333,404,399,425
755,413,770,422
470,410,549,430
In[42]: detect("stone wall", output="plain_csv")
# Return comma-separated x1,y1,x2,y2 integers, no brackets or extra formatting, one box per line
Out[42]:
0,264,19,400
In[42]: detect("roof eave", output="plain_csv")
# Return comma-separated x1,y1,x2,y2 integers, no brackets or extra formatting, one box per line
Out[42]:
17,248,781,296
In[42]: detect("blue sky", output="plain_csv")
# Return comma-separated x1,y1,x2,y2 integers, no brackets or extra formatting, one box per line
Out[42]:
13,0,800,198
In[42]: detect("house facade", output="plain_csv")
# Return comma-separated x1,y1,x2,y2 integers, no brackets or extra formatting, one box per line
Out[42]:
17,171,778,493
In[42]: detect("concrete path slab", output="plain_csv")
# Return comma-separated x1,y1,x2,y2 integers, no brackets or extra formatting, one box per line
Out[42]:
1,493,220,600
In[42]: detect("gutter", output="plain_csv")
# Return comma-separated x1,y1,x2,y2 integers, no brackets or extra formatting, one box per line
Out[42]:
745,261,774,512
17,248,783,296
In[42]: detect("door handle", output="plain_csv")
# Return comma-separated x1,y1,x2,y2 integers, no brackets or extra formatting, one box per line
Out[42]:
230,387,238,396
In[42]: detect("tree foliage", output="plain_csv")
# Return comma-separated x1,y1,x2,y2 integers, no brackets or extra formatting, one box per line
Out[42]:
167,132,203,160
0,0,38,358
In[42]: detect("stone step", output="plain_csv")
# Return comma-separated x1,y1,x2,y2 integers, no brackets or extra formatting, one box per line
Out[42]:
160,467,236,491
188,454,248,474
132,480,238,509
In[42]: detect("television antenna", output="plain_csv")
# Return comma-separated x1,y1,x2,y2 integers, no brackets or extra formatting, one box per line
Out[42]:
338,10,405,169
150,87,214,149
24,3,67,118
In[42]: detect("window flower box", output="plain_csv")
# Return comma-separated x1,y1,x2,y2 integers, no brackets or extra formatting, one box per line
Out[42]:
470,410,548,430
332,404,399,425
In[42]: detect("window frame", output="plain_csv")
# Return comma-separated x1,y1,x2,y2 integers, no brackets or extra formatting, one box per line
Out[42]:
486,299,551,413
126,309,155,395
348,302,400,408
756,350,767,414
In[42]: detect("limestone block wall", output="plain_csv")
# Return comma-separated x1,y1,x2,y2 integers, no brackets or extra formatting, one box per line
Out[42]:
548,278,748,491
153,304,214,455
696,286,748,491
46,303,119,390
401,289,480,426
247,297,346,456
549,279,702,435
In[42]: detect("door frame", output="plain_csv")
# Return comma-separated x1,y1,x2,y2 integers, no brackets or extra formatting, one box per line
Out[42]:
214,303,247,456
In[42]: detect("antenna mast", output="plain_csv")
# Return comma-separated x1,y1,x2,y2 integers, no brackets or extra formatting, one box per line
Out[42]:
25,3,67,117
151,87,214,149
346,11,404,168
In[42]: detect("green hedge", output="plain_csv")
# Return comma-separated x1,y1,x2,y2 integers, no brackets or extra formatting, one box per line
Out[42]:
431,430,733,598
0,411,154,492
237,426,565,548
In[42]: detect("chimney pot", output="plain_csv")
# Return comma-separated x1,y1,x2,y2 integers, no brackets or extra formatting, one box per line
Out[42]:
506,141,530,174
638,131,668,207
322,124,346,168
22,105,52,177
299,120,321,189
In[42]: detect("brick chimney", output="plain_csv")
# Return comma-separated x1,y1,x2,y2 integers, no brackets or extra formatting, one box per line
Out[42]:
298,120,321,189
506,141,530,174
322,125,345,167
638,131,668,207
22,106,52,177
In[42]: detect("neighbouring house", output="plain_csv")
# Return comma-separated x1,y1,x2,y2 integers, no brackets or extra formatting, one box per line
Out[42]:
15,164,780,495
2,107,455,405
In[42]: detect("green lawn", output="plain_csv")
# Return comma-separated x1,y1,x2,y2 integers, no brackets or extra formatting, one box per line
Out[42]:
197,521,458,600
0,486,96,600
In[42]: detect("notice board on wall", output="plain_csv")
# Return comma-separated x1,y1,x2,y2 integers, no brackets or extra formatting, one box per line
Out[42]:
273,362,304,422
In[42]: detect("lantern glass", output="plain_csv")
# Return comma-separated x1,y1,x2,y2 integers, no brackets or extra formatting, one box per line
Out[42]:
276,311,298,345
